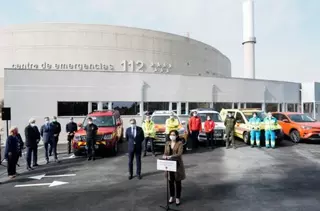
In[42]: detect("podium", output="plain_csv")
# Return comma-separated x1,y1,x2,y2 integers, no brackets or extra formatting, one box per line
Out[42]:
157,158,179,211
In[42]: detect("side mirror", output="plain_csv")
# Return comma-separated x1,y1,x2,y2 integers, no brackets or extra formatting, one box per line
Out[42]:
282,119,289,123
181,121,186,125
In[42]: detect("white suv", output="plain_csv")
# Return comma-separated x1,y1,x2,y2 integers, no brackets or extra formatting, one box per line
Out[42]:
189,109,226,143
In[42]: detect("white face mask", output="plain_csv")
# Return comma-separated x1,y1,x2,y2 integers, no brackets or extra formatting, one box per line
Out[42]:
131,123,136,127
170,116,174,119
228,114,231,117
193,113,197,117
31,123,36,127
268,115,272,118
88,121,92,124
170,135,176,141
45,120,49,124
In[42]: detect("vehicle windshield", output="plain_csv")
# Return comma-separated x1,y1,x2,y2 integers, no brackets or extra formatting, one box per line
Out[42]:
288,114,316,122
243,111,266,121
198,113,223,122
151,115,180,125
83,115,115,127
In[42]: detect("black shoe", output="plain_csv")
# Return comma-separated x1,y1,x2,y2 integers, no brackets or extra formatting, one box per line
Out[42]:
137,175,142,180
27,166,33,171
88,157,92,161
46,160,49,164
143,154,146,157
49,154,52,156
33,164,39,167
128,175,133,180
92,157,96,161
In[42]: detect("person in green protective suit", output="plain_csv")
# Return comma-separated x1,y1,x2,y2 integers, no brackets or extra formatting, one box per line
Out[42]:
264,112,278,149
224,112,236,149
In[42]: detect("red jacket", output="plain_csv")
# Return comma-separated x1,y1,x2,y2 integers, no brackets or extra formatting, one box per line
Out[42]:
189,116,202,131
204,120,215,133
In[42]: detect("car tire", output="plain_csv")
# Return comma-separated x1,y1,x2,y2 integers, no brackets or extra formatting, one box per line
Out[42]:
73,150,81,156
290,130,300,143
243,132,250,144
112,142,118,156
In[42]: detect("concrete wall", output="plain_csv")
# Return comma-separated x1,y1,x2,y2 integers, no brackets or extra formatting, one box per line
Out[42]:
0,23,231,78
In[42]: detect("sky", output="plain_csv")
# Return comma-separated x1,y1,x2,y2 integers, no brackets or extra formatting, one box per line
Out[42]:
0,0,319,82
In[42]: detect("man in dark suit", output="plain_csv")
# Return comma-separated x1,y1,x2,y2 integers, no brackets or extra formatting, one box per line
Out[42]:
25,118,40,170
126,118,144,180
66,117,78,154
49,116,61,156
40,117,59,163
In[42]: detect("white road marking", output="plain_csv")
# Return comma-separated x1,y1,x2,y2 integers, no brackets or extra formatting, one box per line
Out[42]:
29,173,76,180
15,181,68,188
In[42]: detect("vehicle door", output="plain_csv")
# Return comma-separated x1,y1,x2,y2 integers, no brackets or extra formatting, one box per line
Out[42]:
235,111,246,139
276,113,291,135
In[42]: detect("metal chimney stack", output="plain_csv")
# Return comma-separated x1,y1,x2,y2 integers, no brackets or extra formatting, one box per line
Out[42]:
242,0,256,79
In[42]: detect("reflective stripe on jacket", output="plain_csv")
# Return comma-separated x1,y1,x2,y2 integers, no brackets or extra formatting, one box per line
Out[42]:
165,118,180,134
142,120,156,138
249,117,261,130
264,117,277,130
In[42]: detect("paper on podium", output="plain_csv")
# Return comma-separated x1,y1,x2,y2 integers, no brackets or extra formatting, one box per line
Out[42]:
157,159,177,172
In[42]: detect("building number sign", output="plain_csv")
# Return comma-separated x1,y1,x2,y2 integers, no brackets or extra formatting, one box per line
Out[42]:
121,60,172,73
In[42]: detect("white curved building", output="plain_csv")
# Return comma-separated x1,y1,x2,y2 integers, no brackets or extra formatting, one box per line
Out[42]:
2,23,317,136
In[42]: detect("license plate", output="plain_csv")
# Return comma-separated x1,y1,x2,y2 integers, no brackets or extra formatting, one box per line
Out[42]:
95,145,99,149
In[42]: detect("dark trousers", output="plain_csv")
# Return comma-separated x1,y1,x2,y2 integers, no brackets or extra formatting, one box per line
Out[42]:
144,137,154,155
169,172,182,198
206,131,215,148
86,138,96,158
128,146,141,176
45,141,57,161
7,154,18,176
225,129,235,147
190,131,200,149
26,146,38,167
67,135,74,154
49,136,58,156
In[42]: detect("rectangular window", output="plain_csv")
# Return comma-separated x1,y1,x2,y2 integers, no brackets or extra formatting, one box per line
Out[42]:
144,102,169,114
212,103,232,112
112,102,139,115
189,103,210,110
266,103,278,112
57,102,88,116
287,104,295,112
246,103,262,109
181,102,186,114
92,102,97,112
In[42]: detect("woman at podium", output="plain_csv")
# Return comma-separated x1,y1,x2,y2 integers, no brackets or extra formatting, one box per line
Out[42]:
163,130,186,206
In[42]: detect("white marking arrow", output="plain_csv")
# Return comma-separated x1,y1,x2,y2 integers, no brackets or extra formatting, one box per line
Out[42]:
15,181,68,188
29,174,76,180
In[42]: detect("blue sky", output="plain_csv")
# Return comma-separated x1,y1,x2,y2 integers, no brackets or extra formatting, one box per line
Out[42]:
0,0,319,82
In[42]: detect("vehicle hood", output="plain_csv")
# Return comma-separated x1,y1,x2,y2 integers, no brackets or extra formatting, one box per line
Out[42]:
201,122,225,130
75,127,115,136
294,122,320,128
154,124,184,132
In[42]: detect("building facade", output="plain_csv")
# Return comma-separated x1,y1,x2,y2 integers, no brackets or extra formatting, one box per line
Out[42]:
1,23,317,138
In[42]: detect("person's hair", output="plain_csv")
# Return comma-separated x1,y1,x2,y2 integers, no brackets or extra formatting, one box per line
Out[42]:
29,118,36,124
253,112,257,116
87,117,93,121
130,119,136,124
9,126,18,135
53,116,57,119
169,130,179,137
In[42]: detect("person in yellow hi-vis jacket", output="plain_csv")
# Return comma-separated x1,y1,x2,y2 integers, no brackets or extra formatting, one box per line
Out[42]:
142,115,156,157
263,112,278,149
249,112,261,148
165,113,180,141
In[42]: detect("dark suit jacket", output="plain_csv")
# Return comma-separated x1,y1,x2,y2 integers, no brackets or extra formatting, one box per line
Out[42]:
126,126,144,153
25,125,40,148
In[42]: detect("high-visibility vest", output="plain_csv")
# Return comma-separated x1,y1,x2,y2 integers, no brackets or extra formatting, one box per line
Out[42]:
264,117,277,130
142,120,156,138
249,117,261,130
165,118,179,134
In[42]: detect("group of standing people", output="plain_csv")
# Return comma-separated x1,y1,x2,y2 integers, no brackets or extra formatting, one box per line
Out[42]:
4,116,62,178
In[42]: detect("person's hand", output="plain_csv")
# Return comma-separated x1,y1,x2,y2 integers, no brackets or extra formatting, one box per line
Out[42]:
167,156,172,159
189,131,192,134
162,155,167,159
54,134,58,137
8,152,12,156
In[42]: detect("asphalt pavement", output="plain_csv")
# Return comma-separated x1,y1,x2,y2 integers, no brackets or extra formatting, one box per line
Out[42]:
1,139,320,211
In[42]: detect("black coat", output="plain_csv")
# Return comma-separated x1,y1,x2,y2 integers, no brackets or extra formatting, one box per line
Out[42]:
25,125,40,148
51,121,61,136
66,122,78,134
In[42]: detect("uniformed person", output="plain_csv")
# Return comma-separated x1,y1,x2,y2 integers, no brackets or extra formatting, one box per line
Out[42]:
49,116,61,157
224,112,236,149
84,117,98,160
66,117,78,154
249,112,261,148
165,113,179,141
264,112,278,149
142,115,156,156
